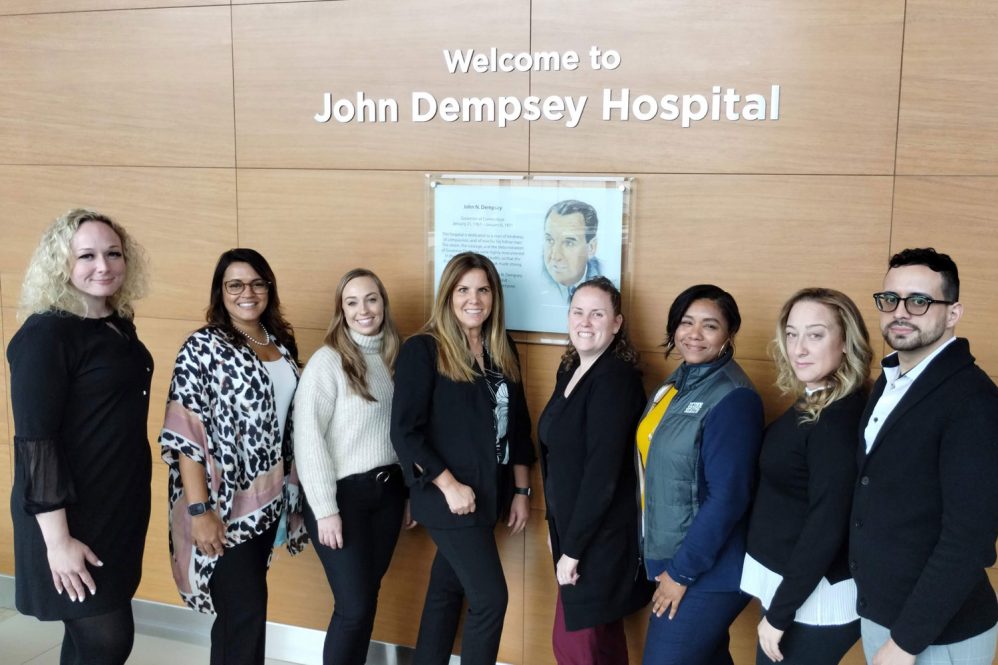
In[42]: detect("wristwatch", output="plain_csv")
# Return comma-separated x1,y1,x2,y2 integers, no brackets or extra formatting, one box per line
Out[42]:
513,486,531,497
187,501,211,517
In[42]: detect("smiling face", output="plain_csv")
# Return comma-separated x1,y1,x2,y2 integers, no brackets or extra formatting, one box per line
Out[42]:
451,268,493,334
544,211,596,286
569,286,621,361
341,275,384,336
785,300,846,390
69,220,126,317
222,261,269,330
675,298,730,365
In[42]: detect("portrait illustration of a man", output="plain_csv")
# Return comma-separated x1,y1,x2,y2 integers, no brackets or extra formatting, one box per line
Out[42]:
542,199,602,304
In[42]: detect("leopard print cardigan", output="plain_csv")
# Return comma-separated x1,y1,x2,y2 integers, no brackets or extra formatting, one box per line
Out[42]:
159,326,308,613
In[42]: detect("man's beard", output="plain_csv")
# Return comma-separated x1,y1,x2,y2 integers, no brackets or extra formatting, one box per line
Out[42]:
882,319,944,352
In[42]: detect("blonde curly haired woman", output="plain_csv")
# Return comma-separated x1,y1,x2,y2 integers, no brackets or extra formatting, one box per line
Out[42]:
8,209,153,665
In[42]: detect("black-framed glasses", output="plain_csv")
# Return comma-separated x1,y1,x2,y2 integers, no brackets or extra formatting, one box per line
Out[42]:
873,291,954,316
224,279,271,296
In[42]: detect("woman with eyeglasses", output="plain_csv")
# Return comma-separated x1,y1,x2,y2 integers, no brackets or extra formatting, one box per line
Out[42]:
160,248,307,665
294,268,415,664
740,288,871,664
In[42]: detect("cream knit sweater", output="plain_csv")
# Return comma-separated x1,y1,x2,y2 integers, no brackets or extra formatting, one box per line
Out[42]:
293,329,397,519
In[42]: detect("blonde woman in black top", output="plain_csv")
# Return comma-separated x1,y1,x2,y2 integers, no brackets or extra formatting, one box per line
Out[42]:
9,209,152,665
741,288,872,664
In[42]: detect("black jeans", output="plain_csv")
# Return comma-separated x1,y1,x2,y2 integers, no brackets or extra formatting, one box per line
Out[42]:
304,464,406,665
755,615,860,665
414,525,508,665
208,521,279,665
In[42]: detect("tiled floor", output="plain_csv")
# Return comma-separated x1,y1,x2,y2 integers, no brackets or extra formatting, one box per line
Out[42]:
0,608,300,665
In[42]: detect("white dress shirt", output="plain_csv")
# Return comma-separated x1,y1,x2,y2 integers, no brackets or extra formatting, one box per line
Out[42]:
863,336,957,453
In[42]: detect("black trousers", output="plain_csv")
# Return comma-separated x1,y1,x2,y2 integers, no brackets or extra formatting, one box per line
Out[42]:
208,521,279,665
414,525,508,665
755,615,860,665
304,465,406,665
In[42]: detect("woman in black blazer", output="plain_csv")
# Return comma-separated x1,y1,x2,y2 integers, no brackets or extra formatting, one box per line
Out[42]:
391,252,535,665
740,288,872,664
539,277,651,664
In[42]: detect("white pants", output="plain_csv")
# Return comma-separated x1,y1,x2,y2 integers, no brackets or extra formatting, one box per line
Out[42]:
861,618,997,665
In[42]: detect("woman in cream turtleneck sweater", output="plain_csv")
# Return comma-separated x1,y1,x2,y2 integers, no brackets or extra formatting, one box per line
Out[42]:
294,268,414,665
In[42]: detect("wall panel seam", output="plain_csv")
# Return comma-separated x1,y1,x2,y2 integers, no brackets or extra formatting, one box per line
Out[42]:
0,4,231,19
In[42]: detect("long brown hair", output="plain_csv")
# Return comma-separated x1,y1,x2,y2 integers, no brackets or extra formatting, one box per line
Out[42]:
323,268,400,401
772,287,872,423
560,276,639,370
206,248,299,364
422,252,521,383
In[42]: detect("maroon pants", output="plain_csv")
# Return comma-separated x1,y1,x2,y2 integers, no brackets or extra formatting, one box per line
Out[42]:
552,589,629,665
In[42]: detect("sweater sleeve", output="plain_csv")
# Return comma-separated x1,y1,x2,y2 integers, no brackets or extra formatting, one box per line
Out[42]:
390,336,447,486
560,367,644,560
292,348,341,519
667,387,763,585
889,388,998,654
765,400,860,630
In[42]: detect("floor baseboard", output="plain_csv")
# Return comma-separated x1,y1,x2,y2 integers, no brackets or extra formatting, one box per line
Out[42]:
0,575,486,664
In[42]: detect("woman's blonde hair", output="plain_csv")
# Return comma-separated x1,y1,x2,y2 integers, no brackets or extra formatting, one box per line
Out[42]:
773,287,872,423
323,268,401,401
422,252,521,383
19,209,149,320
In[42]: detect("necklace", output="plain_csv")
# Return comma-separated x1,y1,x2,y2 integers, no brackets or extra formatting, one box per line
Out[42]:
236,324,271,346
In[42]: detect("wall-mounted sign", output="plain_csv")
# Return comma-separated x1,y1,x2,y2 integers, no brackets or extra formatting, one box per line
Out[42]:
429,175,629,334
316,46,780,130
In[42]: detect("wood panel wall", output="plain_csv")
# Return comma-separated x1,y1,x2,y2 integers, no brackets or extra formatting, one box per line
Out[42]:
1,1,996,663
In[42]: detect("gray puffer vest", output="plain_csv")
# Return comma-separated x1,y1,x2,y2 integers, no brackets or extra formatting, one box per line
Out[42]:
640,350,755,561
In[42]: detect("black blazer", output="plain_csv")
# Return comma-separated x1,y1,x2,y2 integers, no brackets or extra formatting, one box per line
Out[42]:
390,334,535,529
850,338,998,653
539,351,652,630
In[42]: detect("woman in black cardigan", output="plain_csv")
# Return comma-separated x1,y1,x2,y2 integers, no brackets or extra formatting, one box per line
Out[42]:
539,277,651,664
741,288,872,664
391,252,535,665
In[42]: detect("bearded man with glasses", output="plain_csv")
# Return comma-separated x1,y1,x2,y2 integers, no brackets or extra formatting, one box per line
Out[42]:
850,247,998,665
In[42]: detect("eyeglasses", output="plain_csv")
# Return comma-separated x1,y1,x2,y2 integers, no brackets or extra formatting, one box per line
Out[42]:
224,279,271,296
873,292,954,316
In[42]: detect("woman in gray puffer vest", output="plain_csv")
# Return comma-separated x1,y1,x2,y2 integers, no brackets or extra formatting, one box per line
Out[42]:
637,284,764,665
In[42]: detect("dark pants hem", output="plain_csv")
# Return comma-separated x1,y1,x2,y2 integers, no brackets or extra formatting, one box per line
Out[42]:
304,467,406,665
413,525,508,665
208,521,278,665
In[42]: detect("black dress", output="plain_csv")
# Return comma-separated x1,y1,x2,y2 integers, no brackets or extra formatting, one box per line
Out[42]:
8,311,153,620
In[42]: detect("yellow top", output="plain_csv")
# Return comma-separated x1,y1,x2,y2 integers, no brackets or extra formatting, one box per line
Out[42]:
636,386,677,507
